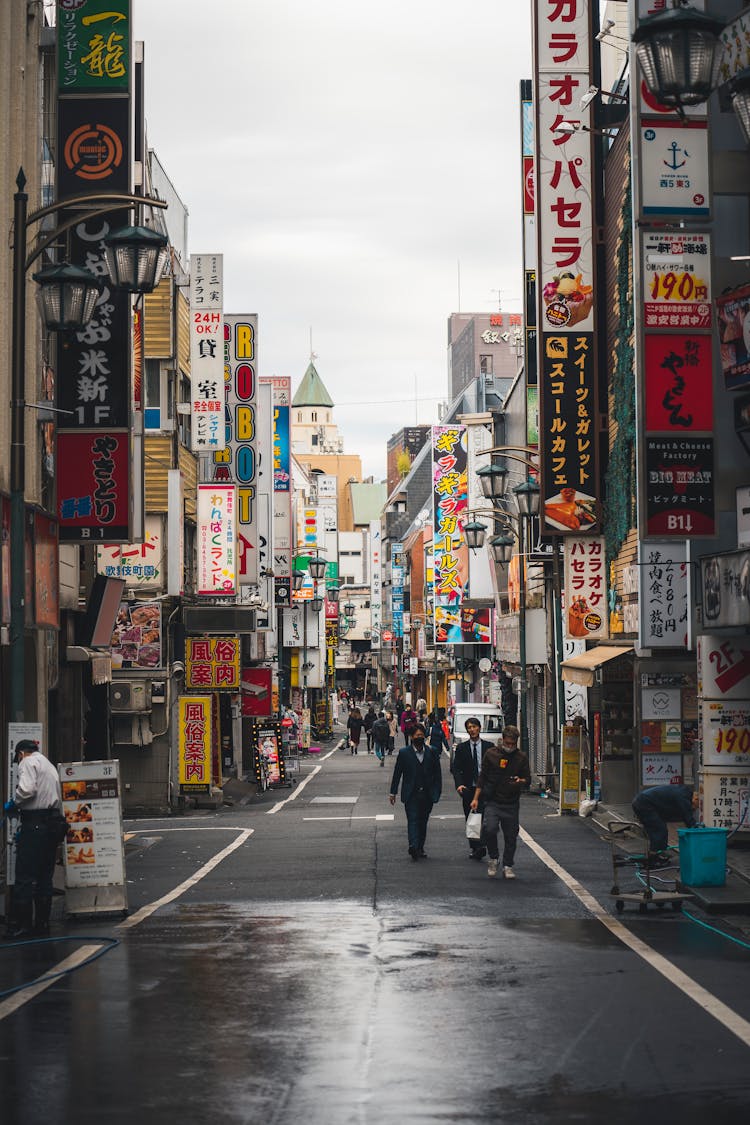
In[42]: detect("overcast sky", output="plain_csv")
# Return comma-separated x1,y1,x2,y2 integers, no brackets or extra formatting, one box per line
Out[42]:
133,2,532,480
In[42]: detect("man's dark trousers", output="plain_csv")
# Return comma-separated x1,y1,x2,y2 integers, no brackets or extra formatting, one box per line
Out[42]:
632,793,668,851
482,800,520,867
405,792,433,851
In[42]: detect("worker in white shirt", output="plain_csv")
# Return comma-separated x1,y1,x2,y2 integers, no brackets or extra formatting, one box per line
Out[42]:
4,739,64,939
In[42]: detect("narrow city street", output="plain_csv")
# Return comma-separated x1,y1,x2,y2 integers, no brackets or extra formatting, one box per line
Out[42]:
2,745,749,1125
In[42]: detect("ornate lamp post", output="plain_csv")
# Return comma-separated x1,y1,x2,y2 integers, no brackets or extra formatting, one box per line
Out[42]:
9,168,167,723
632,3,725,111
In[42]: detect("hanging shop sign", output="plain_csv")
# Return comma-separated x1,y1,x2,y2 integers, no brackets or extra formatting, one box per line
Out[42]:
392,541,405,639
60,759,127,916
702,700,750,767
220,316,259,583
639,120,710,219
644,334,713,432
57,95,130,197
639,540,690,649
370,519,382,649
645,436,714,536
267,375,292,581
698,634,750,701
110,598,162,671
189,254,224,452
97,515,164,589
178,696,213,793
197,482,237,597
563,537,607,641
642,232,711,330
241,667,273,717
186,636,240,691
57,0,130,93
431,426,471,644
716,283,750,390
539,335,598,533
57,429,131,542
701,548,750,629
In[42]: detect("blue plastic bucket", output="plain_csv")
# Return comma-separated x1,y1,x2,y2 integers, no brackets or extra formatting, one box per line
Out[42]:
678,827,728,887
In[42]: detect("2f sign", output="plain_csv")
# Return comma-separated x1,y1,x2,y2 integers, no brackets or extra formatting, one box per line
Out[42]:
699,635,750,699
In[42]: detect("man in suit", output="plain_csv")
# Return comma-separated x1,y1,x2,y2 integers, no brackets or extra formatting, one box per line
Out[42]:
389,723,442,860
452,717,494,861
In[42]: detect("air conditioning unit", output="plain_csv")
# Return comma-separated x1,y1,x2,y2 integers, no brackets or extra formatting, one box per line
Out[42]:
110,680,152,713
112,714,153,746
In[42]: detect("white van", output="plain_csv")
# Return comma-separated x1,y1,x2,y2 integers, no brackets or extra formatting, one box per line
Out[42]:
449,703,504,759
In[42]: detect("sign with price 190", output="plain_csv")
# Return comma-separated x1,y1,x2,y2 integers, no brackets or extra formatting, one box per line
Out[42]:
701,700,750,766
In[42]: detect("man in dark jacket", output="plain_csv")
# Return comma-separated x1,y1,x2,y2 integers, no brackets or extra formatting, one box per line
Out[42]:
389,724,442,859
363,704,377,753
632,784,698,860
372,713,391,766
470,725,530,879
452,717,495,861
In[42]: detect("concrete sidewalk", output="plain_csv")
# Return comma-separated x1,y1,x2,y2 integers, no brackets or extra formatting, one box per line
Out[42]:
591,801,750,918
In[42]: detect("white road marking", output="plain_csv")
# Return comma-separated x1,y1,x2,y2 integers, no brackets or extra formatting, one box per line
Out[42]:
520,826,750,1050
265,743,339,814
303,814,395,822
310,796,358,804
125,826,250,833
118,828,254,930
0,945,102,1022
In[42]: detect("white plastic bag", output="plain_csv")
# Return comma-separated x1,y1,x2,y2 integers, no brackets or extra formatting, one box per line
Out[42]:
465,811,483,840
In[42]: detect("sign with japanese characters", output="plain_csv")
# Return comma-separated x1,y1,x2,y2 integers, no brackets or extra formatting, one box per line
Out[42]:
563,537,607,640
57,0,130,92
644,334,713,433
57,211,131,429
431,426,469,644
643,232,711,330
197,483,237,597
701,549,750,629
189,254,224,452
97,515,164,589
639,541,689,649
645,437,714,536
186,636,240,691
698,634,750,701
702,700,750,767
641,753,682,786
60,760,126,909
716,283,750,390
178,696,213,793
57,430,130,542
540,334,599,534
702,771,750,832
370,519,382,649
640,119,710,218
392,541,405,639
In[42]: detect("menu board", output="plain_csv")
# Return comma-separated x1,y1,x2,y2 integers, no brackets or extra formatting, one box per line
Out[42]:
59,759,127,916
111,599,162,670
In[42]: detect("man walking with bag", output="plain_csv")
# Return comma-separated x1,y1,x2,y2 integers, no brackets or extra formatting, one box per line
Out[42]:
389,723,442,859
452,717,493,861
469,725,530,879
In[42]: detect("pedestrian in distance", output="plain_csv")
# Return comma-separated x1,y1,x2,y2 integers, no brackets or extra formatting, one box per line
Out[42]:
427,710,450,759
372,712,391,766
631,783,698,865
399,704,418,748
470,725,530,879
452,716,495,862
389,723,442,860
386,709,398,755
347,707,364,754
3,739,64,939
363,703,377,753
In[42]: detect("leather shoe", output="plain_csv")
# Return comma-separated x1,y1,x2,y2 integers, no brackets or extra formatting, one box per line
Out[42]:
419,849,427,858
408,847,419,861
470,847,487,861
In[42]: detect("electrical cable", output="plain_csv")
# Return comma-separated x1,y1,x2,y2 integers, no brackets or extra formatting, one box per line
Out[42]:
0,935,120,999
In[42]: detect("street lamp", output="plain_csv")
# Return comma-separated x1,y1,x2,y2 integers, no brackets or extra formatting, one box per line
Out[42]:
633,3,725,111
9,167,167,723
326,583,341,604
512,479,540,759
343,602,356,620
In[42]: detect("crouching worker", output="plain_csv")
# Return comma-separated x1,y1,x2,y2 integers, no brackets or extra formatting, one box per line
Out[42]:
631,783,698,865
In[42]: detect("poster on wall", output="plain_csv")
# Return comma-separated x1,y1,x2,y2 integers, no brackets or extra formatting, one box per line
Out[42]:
716,283,750,389
639,541,690,649
642,231,711,329
701,700,750,766
563,537,607,640
642,753,682,786
59,759,127,915
110,599,162,670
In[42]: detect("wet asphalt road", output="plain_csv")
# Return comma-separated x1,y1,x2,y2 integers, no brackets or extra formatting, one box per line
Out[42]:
2,743,750,1125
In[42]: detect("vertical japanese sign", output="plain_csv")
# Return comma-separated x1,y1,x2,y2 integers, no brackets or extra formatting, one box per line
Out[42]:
639,541,689,649
57,0,130,92
391,543,405,639
431,425,468,644
563,537,608,641
533,0,599,535
178,696,213,793
270,376,292,580
197,483,237,597
189,254,224,452
521,78,539,437
186,637,240,690
57,430,131,542
370,519,382,649
218,315,259,584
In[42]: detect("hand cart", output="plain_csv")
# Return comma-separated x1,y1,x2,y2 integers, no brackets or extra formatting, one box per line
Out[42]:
606,820,693,915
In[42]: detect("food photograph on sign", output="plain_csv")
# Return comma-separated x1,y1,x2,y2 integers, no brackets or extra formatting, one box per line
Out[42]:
110,600,162,670
717,283,750,389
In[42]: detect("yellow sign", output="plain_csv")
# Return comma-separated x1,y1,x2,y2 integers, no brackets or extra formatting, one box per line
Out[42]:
178,696,212,792
560,724,582,812
186,636,240,690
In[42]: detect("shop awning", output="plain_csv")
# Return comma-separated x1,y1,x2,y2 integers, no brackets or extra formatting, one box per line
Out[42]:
560,644,633,688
